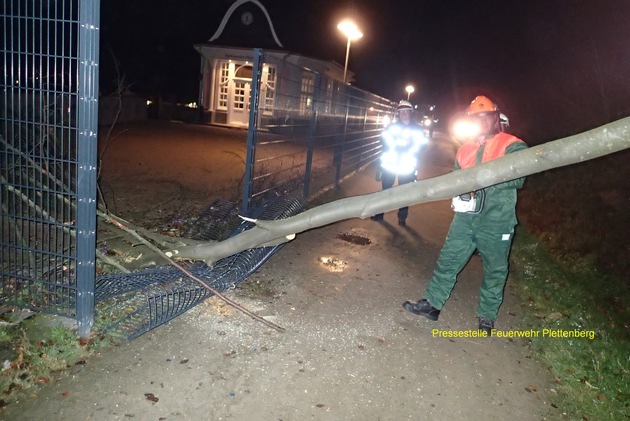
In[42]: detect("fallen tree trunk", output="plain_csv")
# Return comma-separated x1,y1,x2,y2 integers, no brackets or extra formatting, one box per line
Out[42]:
172,117,630,265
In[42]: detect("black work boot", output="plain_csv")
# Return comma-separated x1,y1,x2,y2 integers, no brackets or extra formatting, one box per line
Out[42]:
371,213,384,221
398,218,406,227
478,317,495,336
402,299,440,321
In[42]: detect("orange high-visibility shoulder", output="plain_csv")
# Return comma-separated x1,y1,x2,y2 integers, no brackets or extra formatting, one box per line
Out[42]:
456,132,523,169
456,141,480,169
481,132,523,163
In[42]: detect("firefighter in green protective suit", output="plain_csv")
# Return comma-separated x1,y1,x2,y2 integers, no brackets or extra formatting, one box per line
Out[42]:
402,95,528,335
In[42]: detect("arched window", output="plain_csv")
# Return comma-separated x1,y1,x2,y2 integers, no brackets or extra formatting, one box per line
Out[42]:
235,65,253,79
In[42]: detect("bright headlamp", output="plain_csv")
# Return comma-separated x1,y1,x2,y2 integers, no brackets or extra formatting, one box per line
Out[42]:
452,119,480,139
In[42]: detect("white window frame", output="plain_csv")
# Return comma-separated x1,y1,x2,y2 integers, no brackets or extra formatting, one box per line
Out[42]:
300,71,315,116
217,61,230,110
262,65,276,115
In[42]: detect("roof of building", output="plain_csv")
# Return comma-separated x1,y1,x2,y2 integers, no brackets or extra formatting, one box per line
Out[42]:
208,0,283,49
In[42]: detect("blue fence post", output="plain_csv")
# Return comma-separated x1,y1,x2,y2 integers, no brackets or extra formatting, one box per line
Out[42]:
76,0,100,338
302,73,320,201
360,97,369,166
335,88,351,188
241,48,264,216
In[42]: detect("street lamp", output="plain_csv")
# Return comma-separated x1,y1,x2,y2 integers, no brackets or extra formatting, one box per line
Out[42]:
405,85,414,101
337,19,363,84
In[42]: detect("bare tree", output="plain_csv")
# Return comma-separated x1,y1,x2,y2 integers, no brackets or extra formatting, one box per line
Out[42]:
169,117,630,265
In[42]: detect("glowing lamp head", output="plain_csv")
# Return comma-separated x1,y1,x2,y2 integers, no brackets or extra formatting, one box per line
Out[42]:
337,20,363,40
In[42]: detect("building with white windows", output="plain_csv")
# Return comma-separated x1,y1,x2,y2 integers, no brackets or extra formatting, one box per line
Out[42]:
194,0,353,128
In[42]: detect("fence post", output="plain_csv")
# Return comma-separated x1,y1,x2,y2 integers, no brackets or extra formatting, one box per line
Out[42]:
241,48,264,216
76,0,100,338
302,73,320,201
360,99,369,165
335,88,351,188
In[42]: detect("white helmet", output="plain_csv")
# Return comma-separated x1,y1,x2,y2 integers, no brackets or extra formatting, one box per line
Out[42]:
397,100,413,111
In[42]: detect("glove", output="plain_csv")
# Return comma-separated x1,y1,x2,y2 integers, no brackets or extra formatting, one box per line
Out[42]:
375,167,382,182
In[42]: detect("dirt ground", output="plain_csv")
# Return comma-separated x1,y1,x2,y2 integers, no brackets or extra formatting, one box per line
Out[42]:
0,121,558,420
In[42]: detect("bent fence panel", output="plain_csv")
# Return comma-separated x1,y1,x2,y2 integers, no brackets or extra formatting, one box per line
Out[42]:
95,196,303,340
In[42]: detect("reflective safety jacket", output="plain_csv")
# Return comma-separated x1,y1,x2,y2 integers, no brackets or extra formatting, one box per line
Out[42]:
380,121,427,175
454,131,528,224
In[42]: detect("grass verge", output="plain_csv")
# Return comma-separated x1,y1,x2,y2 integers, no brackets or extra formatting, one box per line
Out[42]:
510,228,630,420
0,311,112,409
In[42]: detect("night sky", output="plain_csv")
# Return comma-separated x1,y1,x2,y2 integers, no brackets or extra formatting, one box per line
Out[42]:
100,0,630,143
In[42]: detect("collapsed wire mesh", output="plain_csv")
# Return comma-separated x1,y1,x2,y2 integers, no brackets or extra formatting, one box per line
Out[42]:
95,195,303,339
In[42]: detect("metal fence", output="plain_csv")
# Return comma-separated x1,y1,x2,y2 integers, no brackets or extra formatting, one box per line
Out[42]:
241,48,395,215
0,0,100,337
1,23,393,339
93,50,396,339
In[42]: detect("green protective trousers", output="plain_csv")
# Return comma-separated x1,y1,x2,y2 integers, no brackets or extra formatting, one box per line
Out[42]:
423,213,516,320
